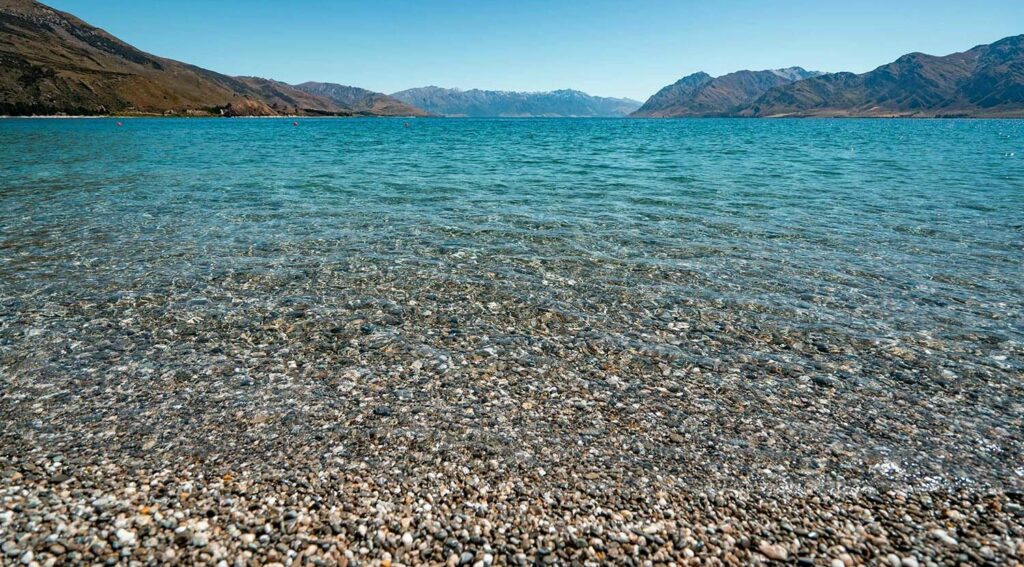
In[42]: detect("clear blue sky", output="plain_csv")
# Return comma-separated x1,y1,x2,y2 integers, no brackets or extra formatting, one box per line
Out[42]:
48,0,1024,101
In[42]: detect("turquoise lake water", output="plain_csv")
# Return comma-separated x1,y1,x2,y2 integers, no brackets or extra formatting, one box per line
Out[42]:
1,118,1022,487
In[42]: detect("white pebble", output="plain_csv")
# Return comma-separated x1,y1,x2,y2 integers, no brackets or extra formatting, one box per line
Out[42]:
758,541,788,561
115,529,136,546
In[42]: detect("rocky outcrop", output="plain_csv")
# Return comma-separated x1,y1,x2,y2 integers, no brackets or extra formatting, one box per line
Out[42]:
220,98,277,117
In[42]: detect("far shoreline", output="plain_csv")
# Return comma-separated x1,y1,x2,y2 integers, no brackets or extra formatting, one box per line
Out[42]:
0,114,428,119
2,114,1022,120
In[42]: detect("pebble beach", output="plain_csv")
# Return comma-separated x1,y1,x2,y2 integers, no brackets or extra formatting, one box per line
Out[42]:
1,117,1022,565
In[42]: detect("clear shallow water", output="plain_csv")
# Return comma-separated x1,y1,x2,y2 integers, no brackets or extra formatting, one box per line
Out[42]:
2,118,1021,344
1,117,1023,488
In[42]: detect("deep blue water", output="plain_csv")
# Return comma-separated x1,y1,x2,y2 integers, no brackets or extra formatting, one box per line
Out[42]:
1,117,1021,347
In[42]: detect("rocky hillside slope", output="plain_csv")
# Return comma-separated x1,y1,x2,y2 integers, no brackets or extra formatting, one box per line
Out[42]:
0,0,426,116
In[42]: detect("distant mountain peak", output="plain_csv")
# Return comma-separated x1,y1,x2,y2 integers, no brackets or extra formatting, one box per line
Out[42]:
674,72,714,85
770,67,823,81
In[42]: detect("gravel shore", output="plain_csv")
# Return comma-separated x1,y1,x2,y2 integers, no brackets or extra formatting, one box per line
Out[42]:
2,265,1022,565
2,457,1021,566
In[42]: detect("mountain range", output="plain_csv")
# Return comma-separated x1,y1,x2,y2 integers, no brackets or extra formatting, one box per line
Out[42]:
390,86,641,117
294,82,427,117
742,35,1024,117
631,68,823,117
637,38,1024,118
1,0,1022,118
